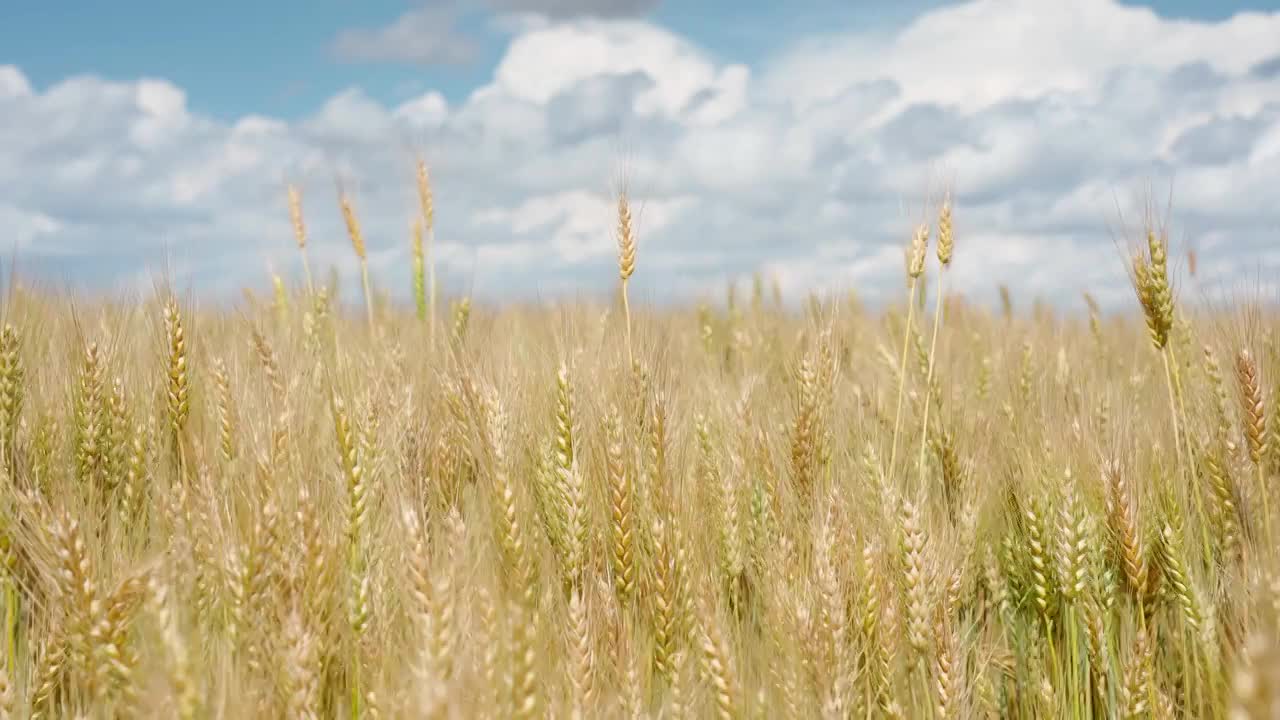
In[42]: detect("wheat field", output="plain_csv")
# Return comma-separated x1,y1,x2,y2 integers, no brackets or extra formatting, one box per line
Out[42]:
0,178,1277,720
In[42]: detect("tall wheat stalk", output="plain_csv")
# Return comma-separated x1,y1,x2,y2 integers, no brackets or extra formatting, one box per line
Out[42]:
890,222,929,475
288,184,316,298
1130,222,1214,565
916,192,953,487
339,188,375,328
616,189,637,368
416,158,437,345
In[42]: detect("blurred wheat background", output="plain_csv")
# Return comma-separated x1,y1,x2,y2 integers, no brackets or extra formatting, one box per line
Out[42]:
0,166,1277,720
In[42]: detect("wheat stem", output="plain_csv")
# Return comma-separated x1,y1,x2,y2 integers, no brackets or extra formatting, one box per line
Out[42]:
889,278,918,475
915,264,945,495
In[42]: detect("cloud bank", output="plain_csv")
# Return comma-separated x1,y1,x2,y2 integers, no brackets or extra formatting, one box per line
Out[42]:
5,0,1280,309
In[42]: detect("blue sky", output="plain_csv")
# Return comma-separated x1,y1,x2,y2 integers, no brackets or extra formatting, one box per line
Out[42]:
7,0,1276,119
4,1,940,120
4,0,1280,306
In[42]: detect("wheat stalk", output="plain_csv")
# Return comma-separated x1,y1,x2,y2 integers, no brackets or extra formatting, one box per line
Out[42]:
416,158,437,345
890,222,929,475
339,188,375,328
288,184,316,296
616,188,637,368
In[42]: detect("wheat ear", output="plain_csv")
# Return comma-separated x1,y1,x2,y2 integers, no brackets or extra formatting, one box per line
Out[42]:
1236,348,1270,546
617,188,636,368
